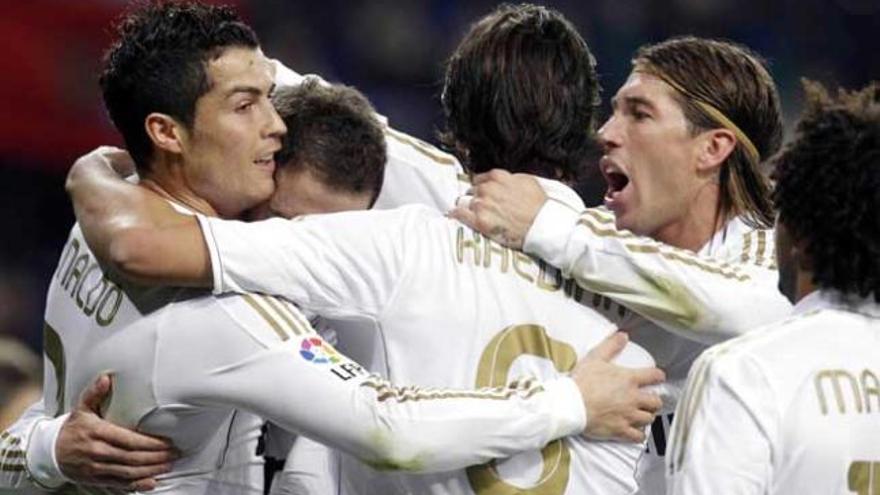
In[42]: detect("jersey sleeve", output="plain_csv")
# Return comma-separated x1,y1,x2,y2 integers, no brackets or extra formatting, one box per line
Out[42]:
156,293,586,473
0,402,69,490
199,207,423,320
373,125,469,211
270,59,468,213
666,347,776,494
524,203,792,344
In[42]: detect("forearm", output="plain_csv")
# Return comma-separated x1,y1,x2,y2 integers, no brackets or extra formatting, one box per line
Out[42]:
183,337,584,473
262,367,584,472
66,147,211,287
525,205,791,344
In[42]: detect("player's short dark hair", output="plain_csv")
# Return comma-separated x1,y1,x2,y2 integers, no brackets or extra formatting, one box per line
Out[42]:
771,81,880,302
272,79,387,206
634,36,783,228
99,1,259,174
440,3,599,183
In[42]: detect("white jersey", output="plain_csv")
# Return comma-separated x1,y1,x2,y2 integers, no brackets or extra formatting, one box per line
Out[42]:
667,289,880,494
273,60,470,212
198,205,660,495
522,200,792,493
1,221,587,493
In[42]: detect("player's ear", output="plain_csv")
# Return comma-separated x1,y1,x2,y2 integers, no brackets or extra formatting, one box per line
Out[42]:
144,113,186,155
695,128,736,174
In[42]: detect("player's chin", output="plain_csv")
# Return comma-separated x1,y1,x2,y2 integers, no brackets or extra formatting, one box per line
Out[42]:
246,179,276,206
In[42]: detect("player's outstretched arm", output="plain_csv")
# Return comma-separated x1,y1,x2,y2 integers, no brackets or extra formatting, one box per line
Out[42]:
2,376,177,492
65,146,212,287
453,170,792,344
164,295,588,473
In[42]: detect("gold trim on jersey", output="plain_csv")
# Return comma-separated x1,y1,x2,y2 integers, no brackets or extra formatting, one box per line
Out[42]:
577,214,750,282
0,432,25,473
241,294,314,342
384,125,458,166
740,231,753,263
755,230,767,266
0,432,20,445
361,376,545,403
740,230,777,269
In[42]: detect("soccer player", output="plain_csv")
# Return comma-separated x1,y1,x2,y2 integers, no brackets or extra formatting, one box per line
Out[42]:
56,9,667,494
667,81,880,493
450,36,794,491
0,4,626,493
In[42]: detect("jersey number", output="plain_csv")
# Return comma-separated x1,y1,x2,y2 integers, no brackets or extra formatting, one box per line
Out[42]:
467,324,577,494
849,460,880,495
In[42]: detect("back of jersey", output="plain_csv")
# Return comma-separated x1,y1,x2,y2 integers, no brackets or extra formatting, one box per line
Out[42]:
773,307,880,492
338,209,653,494
43,226,262,493
668,291,880,494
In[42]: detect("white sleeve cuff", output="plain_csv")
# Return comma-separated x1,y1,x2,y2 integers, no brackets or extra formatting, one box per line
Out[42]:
26,414,70,489
542,377,587,438
522,199,581,270
195,214,225,295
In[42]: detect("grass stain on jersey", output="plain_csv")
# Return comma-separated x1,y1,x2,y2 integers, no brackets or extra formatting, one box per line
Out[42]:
362,430,427,472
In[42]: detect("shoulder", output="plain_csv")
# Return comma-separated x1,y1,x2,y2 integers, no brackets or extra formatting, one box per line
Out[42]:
690,310,820,387
158,293,315,350
716,218,777,271
382,125,462,170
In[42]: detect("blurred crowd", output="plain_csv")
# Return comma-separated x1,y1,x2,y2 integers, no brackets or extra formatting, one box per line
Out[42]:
1,0,878,355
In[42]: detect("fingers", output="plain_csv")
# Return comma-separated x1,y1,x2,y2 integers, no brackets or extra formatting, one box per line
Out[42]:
637,391,664,414
87,461,173,484
77,374,112,414
619,427,647,443
448,204,478,230
631,367,666,387
470,169,511,186
585,331,628,361
127,478,159,492
89,441,179,466
96,422,177,453
629,410,656,429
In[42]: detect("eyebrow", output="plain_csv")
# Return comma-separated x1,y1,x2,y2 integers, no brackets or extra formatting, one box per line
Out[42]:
225,82,275,99
622,95,657,111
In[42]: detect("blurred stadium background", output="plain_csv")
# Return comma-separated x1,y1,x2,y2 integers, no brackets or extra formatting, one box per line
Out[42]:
0,0,877,357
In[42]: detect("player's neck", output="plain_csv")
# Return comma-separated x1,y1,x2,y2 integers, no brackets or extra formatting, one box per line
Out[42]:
793,269,818,304
141,157,219,217
652,195,727,252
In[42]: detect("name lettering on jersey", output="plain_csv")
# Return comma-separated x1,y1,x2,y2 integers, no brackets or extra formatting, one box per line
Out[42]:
455,227,629,319
54,237,123,326
815,368,880,416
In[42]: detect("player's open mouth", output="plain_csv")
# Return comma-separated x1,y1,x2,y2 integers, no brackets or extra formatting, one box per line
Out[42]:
254,154,276,172
600,157,630,205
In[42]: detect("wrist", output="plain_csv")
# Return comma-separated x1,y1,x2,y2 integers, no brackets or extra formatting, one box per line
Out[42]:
25,414,70,489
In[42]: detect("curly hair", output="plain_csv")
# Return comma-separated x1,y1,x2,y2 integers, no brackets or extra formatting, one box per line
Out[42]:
771,81,880,302
440,3,599,184
272,79,387,206
99,1,258,173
